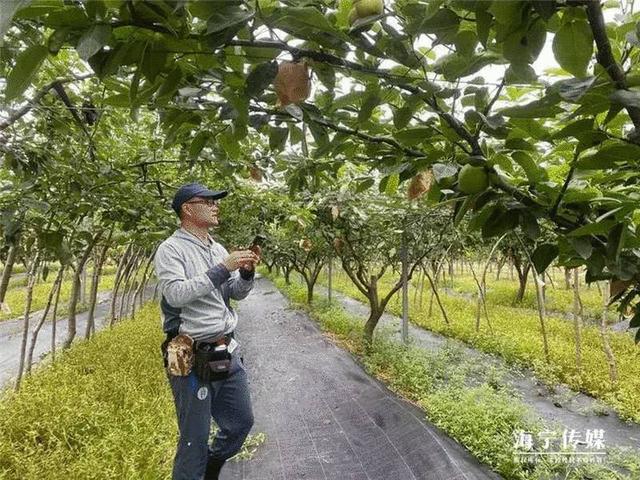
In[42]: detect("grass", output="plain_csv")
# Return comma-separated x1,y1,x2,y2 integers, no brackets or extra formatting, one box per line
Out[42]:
0,273,118,322
4,265,118,290
264,270,639,480
315,269,640,425
0,303,265,480
447,273,610,323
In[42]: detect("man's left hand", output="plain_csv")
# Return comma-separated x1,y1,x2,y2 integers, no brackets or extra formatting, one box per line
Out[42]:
241,245,261,271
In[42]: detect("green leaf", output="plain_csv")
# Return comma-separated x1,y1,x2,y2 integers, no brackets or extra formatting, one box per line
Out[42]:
393,127,433,146
189,131,210,159
502,18,546,65
481,207,519,237
76,24,111,61
553,118,594,139
499,98,564,118
418,8,460,43
552,20,593,77
532,243,559,272
5,44,48,101
141,44,167,82
607,223,626,262
476,9,492,48
577,143,640,170
42,6,90,29
568,219,616,236
206,6,254,34
357,89,380,125
269,127,289,152
313,63,335,91
356,177,374,193
454,195,475,227
455,30,478,57
384,173,400,196
1,0,30,40
532,0,557,20
245,61,278,98
393,106,413,130
570,237,593,259
512,151,544,182
553,76,596,102
156,66,183,102
267,7,347,49
489,0,523,25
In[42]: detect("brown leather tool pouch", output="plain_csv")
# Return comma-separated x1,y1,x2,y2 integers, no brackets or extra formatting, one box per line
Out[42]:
165,334,194,376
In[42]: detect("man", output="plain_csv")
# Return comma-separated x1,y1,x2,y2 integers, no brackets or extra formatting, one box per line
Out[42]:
154,182,260,480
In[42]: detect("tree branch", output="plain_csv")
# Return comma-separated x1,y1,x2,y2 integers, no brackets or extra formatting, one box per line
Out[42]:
0,74,93,131
585,0,640,129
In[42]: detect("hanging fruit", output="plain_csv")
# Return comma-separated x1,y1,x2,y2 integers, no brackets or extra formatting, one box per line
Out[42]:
407,170,434,200
274,61,311,107
458,164,489,194
355,0,384,17
349,0,384,25
299,238,313,251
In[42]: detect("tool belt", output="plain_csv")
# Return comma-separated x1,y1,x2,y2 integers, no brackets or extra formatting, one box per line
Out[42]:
162,331,234,381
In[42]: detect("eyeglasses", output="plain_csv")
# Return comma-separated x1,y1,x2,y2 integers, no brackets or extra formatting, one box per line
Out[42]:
185,199,220,207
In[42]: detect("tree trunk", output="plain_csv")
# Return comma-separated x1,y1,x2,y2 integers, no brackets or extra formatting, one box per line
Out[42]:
84,239,111,339
284,266,291,285
0,241,19,311
300,271,314,304
424,269,449,325
15,253,41,391
564,267,572,290
109,243,133,326
363,306,383,350
533,269,550,364
64,233,101,349
79,263,87,305
136,251,157,310
418,266,426,308
572,268,583,373
118,250,142,319
495,256,505,280
513,261,530,304
600,281,618,383
27,266,65,372
50,269,63,362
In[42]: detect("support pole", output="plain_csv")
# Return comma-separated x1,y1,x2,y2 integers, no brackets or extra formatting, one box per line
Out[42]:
401,239,409,345
328,256,333,304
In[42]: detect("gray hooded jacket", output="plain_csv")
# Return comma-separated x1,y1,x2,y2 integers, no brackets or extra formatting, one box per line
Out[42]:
154,228,254,341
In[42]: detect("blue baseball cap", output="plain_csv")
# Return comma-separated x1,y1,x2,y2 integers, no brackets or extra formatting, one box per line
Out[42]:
171,182,228,215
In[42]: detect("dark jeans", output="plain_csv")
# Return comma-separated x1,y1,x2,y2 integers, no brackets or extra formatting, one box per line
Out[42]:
168,351,254,480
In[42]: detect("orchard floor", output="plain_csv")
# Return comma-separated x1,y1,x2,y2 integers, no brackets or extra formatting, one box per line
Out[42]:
314,285,640,452
0,285,156,388
226,276,501,480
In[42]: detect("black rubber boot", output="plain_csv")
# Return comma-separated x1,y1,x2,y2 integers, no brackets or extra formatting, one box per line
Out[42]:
204,457,226,480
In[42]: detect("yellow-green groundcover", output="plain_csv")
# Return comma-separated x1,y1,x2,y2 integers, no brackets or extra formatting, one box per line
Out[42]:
0,303,262,480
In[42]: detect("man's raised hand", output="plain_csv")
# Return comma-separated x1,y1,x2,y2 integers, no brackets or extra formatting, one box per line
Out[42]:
222,250,259,272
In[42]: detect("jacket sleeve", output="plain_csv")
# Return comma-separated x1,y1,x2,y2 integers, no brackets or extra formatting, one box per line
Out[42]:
154,243,218,308
217,244,255,301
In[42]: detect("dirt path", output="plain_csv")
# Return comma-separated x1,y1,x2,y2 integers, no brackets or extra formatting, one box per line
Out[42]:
224,277,501,480
315,285,640,453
